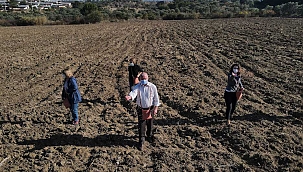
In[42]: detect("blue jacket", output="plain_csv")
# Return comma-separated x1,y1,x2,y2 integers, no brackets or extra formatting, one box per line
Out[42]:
62,77,82,104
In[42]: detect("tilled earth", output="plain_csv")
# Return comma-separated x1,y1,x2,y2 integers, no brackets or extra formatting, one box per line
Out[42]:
0,18,302,171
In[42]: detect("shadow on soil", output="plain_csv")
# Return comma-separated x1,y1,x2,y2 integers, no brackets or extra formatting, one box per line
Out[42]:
154,110,302,130
155,117,192,126
55,98,107,106
81,98,107,105
17,134,137,152
0,121,24,125
233,111,303,125
154,114,224,127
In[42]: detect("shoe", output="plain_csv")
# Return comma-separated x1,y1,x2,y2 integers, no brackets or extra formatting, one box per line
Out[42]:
227,120,231,125
146,136,155,143
73,120,79,125
138,142,144,151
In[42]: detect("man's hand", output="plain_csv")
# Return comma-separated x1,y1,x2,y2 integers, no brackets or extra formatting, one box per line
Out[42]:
152,106,158,115
125,95,132,101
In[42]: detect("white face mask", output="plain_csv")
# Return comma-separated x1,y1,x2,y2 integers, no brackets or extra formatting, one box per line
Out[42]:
129,63,134,66
233,69,238,74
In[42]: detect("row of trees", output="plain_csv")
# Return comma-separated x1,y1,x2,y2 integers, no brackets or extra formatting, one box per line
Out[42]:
0,0,303,26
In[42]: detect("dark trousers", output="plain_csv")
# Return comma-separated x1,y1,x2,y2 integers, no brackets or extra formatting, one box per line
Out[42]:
129,80,134,92
137,106,154,144
224,91,237,120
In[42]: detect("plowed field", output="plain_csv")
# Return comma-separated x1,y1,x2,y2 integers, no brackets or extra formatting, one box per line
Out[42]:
0,18,302,171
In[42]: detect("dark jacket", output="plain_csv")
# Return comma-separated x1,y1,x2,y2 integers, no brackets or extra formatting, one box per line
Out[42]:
225,73,243,92
62,77,82,104
128,64,143,84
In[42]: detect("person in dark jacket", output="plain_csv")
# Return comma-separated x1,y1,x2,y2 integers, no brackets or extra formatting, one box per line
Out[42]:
224,64,244,125
62,69,82,125
128,58,143,91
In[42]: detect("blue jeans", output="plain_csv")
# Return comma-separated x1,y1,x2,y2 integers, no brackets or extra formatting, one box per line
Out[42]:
70,103,79,121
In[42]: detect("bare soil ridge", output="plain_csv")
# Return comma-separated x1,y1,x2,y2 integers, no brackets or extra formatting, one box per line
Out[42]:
0,18,302,171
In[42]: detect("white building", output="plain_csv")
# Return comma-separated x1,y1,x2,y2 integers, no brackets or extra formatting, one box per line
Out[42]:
18,4,30,10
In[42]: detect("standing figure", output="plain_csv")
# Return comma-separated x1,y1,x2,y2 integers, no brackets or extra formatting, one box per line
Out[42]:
224,64,244,125
128,58,143,91
125,72,160,150
62,69,82,125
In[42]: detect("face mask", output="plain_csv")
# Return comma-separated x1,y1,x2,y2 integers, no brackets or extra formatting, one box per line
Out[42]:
129,63,134,66
62,74,66,79
233,69,238,74
141,80,148,85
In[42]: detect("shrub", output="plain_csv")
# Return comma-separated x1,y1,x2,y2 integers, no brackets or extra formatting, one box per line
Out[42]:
280,2,300,17
0,19,13,26
80,3,98,16
112,10,131,20
162,12,177,20
34,16,48,25
238,10,250,17
249,8,260,17
147,12,158,20
84,10,102,23
16,16,48,26
16,16,35,26
260,9,275,17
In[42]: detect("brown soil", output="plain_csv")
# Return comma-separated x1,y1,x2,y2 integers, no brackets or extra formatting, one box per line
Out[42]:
0,18,302,172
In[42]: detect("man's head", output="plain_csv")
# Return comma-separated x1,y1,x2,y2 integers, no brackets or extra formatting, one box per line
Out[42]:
140,72,148,85
140,72,148,80
129,58,136,64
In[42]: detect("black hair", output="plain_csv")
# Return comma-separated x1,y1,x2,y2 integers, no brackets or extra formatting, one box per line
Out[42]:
229,64,241,75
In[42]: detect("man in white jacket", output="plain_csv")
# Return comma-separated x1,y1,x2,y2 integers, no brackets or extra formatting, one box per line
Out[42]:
125,72,160,151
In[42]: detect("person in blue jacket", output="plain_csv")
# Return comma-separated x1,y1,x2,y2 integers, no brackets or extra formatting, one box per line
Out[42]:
62,69,82,125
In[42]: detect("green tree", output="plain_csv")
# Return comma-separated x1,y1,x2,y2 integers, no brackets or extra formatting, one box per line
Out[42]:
9,0,19,8
72,1,84,9
80,3,98,16
298,5,303,17
19,1,27,5
280,2,299,17
85,10,102,23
